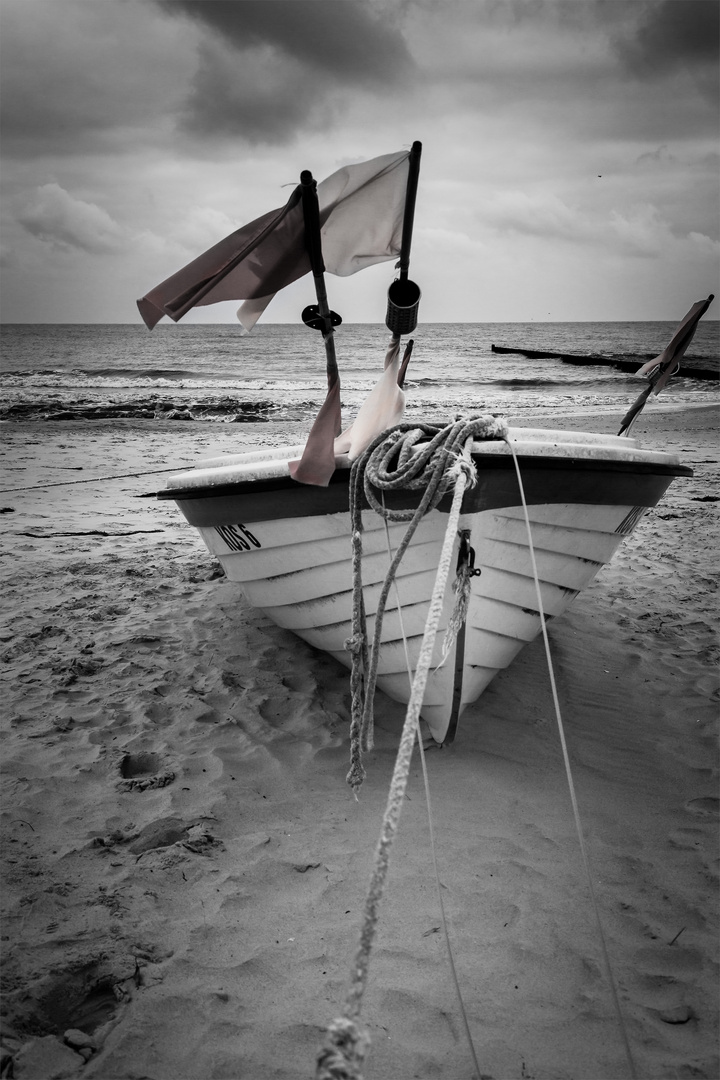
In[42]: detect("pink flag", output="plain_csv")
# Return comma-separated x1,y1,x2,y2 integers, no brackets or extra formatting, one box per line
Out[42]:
137,150,411,331
333,337,406,461
287,359,342,486
137,193,306,330
290,336,413,485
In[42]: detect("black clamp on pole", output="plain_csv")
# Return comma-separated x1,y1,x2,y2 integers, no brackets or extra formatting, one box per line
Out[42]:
300,171,342,334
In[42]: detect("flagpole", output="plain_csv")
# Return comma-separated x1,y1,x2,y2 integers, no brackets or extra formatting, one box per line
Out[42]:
287,171,344,486
291,148,423,484
617,376,659,437
386,141,423,337
398,141,422,283
300,170,341,391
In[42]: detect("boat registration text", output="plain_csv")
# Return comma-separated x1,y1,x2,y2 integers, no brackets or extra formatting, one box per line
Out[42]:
215,524,262,551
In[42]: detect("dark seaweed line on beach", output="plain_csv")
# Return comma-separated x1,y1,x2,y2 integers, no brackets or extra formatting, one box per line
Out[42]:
0,398,274,423
11,529,165,538
491,344,719,379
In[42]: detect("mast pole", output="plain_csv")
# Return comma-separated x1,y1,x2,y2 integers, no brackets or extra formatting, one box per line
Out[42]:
398,141,422,282
385,141,423,337
288,170,343,485
300,170,339,387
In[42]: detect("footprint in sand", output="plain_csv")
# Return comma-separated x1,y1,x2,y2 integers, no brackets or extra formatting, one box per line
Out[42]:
684,796,719,819
5,961,132,1054
127,817,189,855
632,942,703,978
117,751,175,792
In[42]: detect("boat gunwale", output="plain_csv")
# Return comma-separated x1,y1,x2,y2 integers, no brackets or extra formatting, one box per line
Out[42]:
157,451,692,502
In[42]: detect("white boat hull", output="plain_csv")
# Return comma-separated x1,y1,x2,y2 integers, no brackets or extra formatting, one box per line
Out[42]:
159,428,690,744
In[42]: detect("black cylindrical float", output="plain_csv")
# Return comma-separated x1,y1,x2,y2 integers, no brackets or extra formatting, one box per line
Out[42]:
385,278,421,336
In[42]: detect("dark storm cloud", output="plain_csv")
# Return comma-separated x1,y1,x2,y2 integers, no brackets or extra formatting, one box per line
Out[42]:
614,0,719,87
0,36,125,153
422,0,718,144
163,0,412,81
159,0,415,142
179,39,330,142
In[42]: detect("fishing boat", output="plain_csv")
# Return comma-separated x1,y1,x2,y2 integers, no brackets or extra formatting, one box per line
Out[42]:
139,142,711,748
155,426,689,746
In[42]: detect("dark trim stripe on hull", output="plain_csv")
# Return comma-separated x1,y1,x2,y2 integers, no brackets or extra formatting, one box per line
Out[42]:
159,453,691,528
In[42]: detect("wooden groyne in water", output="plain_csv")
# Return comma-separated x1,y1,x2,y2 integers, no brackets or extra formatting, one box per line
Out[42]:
491,344,718,381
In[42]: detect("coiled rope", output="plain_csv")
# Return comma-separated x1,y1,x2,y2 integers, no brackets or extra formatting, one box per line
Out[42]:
344,415,508,795
316,415,507,1080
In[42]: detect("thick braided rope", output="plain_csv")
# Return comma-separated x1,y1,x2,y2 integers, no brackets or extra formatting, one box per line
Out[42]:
437,556,473,669
345,415,507,793
316,435,480,1080
315,1018,370,1080
345,527,370,793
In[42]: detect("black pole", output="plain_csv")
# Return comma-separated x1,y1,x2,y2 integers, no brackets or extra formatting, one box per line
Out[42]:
299,170,339,381
300,171,325,282
385,142,423,336
398,141,422,281
299,171,333,330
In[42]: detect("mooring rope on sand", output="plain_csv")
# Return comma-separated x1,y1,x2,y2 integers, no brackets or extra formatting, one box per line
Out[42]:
505,438,638,1080
382,511,483,1078
318,417,637,1079
0,465,187,495
316,415,507,1080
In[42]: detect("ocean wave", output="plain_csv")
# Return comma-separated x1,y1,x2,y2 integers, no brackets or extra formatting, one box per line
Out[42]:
491,376,624,388
2,385,714,424
0,369,383,393
92,366,202,380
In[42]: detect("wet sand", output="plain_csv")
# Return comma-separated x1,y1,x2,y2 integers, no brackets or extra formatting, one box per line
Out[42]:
1,403,718,1079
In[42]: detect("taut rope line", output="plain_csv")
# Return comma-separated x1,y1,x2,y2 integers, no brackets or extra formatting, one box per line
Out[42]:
318,420,636,1078
380,506,482,1078
0,466,187,495
317,416,506,1080
505,438,637,1080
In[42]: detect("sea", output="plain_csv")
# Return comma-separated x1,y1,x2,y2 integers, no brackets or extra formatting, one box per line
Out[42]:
1,321,718,427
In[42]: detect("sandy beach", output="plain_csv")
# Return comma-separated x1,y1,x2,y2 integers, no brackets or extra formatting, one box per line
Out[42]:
1,402,718,1080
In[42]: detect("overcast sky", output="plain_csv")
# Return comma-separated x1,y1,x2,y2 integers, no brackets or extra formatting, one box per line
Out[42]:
1,0,718,324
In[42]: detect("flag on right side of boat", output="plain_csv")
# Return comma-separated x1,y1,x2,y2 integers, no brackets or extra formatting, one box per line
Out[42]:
618,293,715,435
635,293,715,392
137,150,412,332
